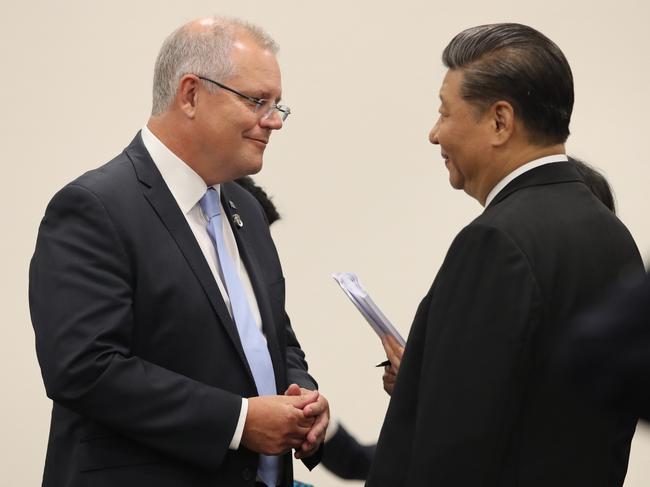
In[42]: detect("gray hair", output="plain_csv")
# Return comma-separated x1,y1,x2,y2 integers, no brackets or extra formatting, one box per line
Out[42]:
151,17,279,116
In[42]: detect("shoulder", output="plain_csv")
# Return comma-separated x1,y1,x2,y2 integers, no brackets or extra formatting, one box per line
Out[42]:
440,221,538,290
449,220,524,257
71,151,137,195
47,151,139,209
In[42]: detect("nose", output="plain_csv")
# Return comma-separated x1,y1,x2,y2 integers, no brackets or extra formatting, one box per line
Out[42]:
429,118,440,145
260,111,283,130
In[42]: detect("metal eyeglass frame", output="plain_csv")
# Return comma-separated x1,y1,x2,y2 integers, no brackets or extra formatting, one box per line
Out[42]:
197,75,291,121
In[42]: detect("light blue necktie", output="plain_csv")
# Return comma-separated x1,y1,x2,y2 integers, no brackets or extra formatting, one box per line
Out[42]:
200,187,279,487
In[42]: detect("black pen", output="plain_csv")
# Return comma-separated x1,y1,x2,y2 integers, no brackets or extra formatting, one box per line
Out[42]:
375,359,391,368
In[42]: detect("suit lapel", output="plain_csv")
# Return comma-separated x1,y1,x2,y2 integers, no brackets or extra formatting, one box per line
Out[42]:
124,133,253,382
221,183,287,393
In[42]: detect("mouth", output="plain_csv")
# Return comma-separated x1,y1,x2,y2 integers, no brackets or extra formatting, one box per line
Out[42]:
441,151,450,165
245,136,269,147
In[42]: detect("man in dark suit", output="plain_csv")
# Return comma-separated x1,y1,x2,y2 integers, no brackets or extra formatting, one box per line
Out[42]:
366,23,643,487
29,17,328,487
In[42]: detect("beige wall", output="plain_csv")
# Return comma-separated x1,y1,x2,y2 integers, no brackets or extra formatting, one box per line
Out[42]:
3,1,649,485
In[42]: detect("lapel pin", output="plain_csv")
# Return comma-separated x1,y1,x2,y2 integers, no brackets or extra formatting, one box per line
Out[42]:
228,200,237,209
232,214,244,228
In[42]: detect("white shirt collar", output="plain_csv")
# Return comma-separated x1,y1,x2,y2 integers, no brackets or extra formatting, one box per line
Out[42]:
140,125,217,214
484,154,568,207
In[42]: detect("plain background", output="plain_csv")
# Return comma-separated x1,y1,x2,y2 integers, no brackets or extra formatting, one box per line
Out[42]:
3,1,649,485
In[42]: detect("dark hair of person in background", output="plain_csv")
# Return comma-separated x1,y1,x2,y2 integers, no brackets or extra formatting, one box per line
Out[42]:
235,176,281,224
570,158,616,213
442,23,574,146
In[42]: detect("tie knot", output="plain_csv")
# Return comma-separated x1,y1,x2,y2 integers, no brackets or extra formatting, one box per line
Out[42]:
199,187,221,220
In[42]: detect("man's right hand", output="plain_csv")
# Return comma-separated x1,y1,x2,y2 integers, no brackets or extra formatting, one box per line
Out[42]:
381,335,405,396
241,391,319,455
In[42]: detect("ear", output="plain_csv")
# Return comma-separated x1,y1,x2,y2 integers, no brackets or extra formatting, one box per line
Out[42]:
176,74,201,119
489,100,515,146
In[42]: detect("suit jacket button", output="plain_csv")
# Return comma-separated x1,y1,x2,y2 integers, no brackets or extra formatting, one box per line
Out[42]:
242,467,254,481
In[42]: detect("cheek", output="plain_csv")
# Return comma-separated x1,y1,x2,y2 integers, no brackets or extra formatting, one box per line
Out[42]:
436,123,457,148
240,113,263,133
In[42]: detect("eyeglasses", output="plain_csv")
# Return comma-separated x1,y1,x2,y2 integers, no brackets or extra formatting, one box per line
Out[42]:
197,75,291,122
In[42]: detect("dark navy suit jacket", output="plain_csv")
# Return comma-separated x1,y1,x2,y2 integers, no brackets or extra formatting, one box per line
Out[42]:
29,133,318,487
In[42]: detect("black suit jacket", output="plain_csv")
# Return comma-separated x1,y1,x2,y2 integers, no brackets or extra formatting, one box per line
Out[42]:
366,161,644,487
562,273,650,420
29,133,318,487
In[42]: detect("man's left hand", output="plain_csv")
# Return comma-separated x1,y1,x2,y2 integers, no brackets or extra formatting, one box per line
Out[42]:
284,384,329,459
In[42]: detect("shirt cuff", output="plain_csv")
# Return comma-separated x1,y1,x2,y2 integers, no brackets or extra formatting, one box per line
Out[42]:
229,397,248,450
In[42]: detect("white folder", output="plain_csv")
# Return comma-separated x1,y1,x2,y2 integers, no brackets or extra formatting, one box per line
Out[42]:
332,272,405,347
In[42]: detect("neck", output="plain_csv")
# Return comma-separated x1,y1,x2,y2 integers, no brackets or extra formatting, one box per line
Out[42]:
147,115,193,164
147,115,222,186
473,143,566,206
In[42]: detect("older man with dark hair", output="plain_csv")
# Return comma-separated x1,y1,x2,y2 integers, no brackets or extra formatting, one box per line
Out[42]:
367,23,643,487
29,17,327,487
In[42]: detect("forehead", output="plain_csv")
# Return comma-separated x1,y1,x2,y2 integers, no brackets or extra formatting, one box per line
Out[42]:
439,69,464,103
227,36,281,94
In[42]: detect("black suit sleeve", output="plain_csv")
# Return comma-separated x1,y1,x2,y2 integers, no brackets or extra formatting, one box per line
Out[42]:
29,184,242,471
405,224,542,484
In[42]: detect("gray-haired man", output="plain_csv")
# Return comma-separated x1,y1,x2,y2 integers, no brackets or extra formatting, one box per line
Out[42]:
30,17,327,487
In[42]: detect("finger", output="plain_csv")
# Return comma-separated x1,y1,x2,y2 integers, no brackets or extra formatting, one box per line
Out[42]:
290,409,316,431
297,438,318,455
306,425,325,446
286,390,318,409
284,383,301,396
297,416,316,428
385,335,404,361
295,448,311,460
383,365,397,376
381,335,392,355
298,437,320,458
303,399,323,417
305,412,328,444
288,426,312,441
300,390,320,410
382,345,399,371
384,340,402,369
383,371,396,383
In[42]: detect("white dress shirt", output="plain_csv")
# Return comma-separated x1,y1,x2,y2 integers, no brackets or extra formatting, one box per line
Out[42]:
484,154,569,207
141,125,264,450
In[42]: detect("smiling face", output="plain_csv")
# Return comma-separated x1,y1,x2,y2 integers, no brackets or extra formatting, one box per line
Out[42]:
193,33,283,183
429,69,494,199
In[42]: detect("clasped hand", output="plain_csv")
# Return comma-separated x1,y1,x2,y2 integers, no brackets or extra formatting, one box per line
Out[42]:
241,384,329,459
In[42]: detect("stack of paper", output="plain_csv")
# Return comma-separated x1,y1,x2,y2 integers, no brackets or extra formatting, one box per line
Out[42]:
332,272,405,347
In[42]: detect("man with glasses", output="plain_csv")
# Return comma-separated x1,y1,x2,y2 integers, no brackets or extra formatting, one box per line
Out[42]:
29,17,327,487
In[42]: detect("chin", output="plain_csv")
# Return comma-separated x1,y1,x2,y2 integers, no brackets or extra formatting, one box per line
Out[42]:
235,160,263,178
447,168,465,190
248,159,263,175
449,178,465,190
